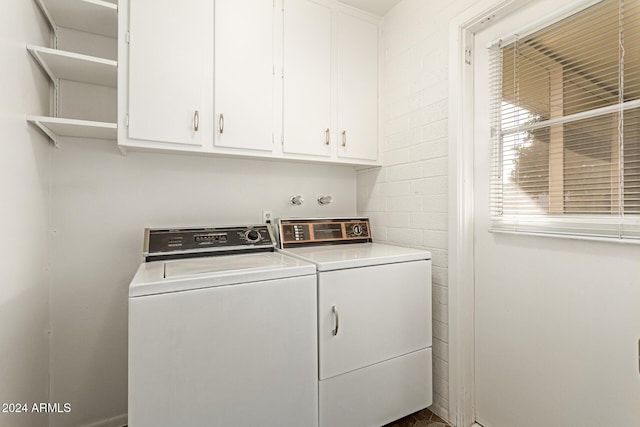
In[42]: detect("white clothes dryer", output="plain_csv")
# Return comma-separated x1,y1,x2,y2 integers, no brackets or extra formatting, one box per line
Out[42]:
128,224,318,427
276,218,433,427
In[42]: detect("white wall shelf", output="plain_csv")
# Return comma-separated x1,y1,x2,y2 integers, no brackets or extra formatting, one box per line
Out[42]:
28,0,118,148
27,45,117,87
28,116,117,147
35,0,117,38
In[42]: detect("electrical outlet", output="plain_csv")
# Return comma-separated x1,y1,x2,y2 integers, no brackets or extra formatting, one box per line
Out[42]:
262,210,273,224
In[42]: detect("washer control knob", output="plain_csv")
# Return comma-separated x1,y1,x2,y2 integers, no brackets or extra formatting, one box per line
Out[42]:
352,224,363,236
245,229,261,243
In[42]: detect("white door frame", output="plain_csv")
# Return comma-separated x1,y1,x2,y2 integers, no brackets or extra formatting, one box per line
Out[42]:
447,1,532,426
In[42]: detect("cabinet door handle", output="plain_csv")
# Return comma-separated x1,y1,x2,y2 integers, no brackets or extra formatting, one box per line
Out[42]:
219,113,224,134
341,130,346,147
332,305,339,336
325,128,330,145
193,110,199,132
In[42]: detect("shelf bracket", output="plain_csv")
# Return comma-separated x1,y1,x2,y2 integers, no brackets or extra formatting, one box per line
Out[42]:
27,45,59,87
33,0,59,39
29,118,60,148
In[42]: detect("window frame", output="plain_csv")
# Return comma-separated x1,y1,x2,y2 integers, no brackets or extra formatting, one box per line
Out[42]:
487,0,640,242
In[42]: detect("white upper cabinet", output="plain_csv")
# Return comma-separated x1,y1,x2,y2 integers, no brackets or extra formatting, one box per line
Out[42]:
282,2,380,163
282,0,332,157
336,11,379,161
125,0,213,147
118,0,380,165
214,0,274,152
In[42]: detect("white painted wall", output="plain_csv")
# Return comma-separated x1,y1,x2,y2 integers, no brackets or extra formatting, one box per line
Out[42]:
357,0,477,421
48,139,356,426
0,2,51,427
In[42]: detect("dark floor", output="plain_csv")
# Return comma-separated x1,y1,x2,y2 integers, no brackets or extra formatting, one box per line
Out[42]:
383,407,452,427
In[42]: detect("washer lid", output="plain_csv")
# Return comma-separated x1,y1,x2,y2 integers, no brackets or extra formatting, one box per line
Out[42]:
129,252,316,297
279,242,431,271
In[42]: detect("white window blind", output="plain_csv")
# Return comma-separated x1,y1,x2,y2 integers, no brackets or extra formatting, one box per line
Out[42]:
489,0,640,241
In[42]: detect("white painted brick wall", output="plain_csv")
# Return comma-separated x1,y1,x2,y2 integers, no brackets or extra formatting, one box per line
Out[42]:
356,0,478,423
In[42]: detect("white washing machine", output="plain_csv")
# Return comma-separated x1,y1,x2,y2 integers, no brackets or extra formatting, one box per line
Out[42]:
128,224,318,427
276,218,433,427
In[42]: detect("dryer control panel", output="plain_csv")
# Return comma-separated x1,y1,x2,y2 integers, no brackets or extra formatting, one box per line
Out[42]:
277,218,372,248
143,225,275,261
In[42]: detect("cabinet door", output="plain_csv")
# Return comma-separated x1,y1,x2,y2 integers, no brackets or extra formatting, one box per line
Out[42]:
283,0,332,157
336,12,379,161
214,0,274,151
318,260,432,380
128,0,212,146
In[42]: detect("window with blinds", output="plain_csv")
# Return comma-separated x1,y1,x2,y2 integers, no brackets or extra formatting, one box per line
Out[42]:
489,0,640,241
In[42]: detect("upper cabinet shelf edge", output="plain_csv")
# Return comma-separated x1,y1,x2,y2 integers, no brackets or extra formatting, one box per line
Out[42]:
35,0,118,38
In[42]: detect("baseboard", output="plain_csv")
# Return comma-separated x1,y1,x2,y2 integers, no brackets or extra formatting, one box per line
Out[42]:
429,402,450,425
82,413,127,427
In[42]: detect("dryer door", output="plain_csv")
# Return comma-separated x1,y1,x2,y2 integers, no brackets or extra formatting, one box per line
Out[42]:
318,260,431,379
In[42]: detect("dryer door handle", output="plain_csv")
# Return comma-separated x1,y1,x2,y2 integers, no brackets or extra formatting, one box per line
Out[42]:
332,306,339,336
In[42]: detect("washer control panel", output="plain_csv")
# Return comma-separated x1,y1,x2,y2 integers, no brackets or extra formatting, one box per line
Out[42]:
277,218,371,248
144,225,275,261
